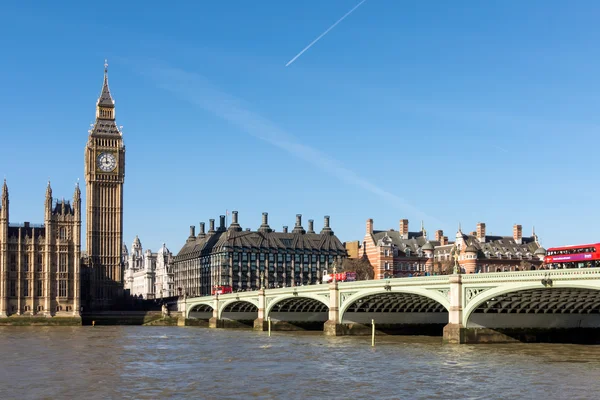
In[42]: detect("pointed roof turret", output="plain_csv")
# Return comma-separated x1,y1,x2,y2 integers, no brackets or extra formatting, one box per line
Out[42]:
1,179,8,211
98,59,115,108
46,180,52,198
74,179,80,198
91,60,121,135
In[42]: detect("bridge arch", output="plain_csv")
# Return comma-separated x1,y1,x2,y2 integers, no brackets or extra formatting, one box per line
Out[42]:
186,302,214,318
340,288,450,318
265,294,329,317
339,288,450,327
463,283,600,328
218,298,259,319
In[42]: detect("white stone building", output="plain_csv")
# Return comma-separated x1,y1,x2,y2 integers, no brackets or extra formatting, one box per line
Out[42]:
123,236,173,299
154,243,175,299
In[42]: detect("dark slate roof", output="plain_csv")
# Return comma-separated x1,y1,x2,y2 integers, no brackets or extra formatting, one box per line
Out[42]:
91,119,120,136
8,225,46,240
422,242,434,251
175,229,346,261
371,230,431,254
465,244,478,253
98,68,115,108
432,233,541,260
52,200,74,216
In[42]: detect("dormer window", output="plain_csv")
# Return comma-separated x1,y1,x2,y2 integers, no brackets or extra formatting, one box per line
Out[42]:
405,249,411,257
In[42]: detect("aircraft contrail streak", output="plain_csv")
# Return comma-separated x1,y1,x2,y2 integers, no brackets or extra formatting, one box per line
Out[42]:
285,0,368,67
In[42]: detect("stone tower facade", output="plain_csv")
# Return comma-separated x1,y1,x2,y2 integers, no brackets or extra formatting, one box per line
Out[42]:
83,61,126,310
0,180,81,317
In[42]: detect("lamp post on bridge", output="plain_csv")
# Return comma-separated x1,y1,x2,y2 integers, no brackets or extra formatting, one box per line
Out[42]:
260,271,265,290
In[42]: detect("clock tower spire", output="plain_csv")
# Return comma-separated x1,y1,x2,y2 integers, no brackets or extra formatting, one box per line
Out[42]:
83,60,126,311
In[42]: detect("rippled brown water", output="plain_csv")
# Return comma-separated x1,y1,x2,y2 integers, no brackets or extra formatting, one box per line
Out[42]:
1,326,600,399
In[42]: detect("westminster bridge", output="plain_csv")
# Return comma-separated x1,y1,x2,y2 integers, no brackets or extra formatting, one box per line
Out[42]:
177,268,600,344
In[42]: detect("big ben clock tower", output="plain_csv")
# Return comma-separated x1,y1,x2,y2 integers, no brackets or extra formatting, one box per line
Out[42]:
84,60,126,310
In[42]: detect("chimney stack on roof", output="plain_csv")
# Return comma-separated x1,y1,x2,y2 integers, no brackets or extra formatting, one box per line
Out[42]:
366,218,373,235
307,219,315,234
229,211,242,232
399,219,409,239
198,222,206,238
476,222,486,243
258,212,272,233
283,226,288,233
435,230,443,242
292,214,305,234
513,224,523,244
208,219,215,234
320,215,333,235
219,215,226,231
189,225,195,238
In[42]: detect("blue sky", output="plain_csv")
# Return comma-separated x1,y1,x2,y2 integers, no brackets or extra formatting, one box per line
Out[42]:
1,0,599,253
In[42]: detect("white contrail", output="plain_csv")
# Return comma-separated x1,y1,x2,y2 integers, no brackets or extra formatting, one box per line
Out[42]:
285,0,368,67
142,63,443,227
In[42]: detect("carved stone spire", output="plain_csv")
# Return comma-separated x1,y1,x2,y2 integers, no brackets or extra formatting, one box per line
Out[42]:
98,59,115,109
93,59,120,132
1,179,8,215
46,180,52,199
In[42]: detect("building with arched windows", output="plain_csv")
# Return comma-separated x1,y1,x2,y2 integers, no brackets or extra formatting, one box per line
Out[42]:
0,180,81,317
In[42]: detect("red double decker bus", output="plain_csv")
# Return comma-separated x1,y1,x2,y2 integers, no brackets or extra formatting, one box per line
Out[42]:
211,285,233,295
544,243,600,269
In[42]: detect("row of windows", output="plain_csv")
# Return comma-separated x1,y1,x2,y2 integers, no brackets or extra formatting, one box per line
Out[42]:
8,280,69,297
547,247,597,256
9,305,73,313
383,249,423,257
7,253,71,272
232,253,335,263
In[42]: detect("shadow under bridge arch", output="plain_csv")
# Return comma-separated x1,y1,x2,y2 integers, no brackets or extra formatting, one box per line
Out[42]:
465,286,600,330
188,303,214,319
218,300,259,328
341,291,449,336
266,295,330,331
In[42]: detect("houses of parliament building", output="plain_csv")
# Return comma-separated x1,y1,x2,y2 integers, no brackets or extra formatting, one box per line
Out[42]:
0,62,126,317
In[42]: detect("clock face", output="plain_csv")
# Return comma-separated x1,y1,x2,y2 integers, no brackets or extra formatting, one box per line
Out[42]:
97,152,117,172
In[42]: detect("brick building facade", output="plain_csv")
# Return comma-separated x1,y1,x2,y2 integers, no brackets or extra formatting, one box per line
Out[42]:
361,218,546,279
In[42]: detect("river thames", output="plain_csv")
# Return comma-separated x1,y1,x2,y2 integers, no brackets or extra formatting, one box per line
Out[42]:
1,326,600,399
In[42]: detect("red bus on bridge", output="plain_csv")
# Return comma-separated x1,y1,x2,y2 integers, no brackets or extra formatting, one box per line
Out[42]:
544,243,600,269
322,272,357,283
211,285,233,295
